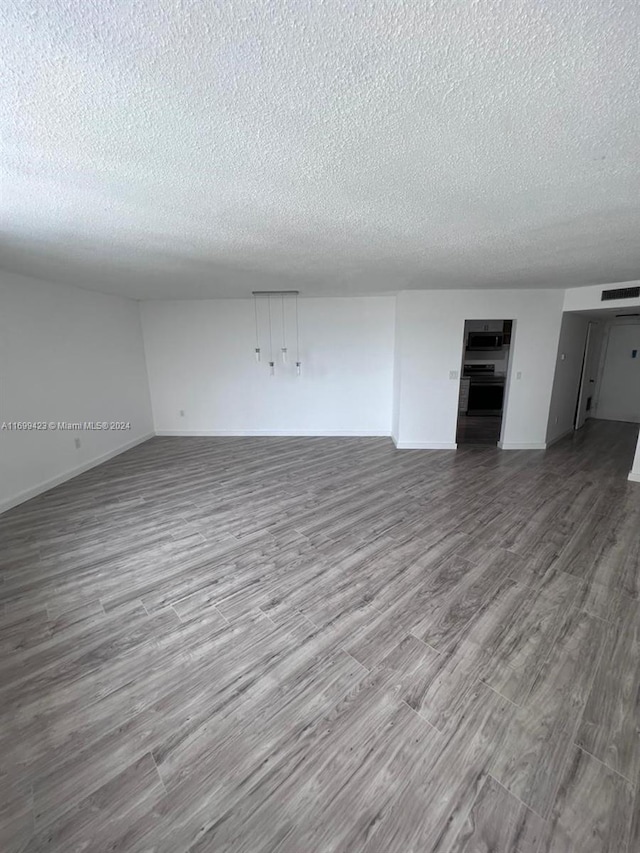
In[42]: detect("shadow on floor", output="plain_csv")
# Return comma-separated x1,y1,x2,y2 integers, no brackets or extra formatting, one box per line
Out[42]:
456,414,503,445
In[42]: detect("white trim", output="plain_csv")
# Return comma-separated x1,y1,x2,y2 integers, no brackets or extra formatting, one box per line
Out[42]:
0,433,155,515
497,441,547,450
393,441,457,450
155,429,390,437
629,471,640,483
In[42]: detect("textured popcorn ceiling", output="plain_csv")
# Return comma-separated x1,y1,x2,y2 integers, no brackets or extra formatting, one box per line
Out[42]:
1,0,639,298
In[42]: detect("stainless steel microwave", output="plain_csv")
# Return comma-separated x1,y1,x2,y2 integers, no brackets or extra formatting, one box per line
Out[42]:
467,332,503,350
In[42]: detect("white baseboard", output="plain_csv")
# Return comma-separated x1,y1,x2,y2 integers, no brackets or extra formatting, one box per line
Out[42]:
155,429,391,437
0,432,155,516
497,441,547,450
393,441,457,450
629,471,640,483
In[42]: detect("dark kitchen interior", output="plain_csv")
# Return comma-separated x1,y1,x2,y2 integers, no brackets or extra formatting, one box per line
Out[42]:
456,319,513,445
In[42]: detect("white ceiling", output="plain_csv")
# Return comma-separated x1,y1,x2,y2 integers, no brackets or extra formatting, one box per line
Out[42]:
1,1,639,299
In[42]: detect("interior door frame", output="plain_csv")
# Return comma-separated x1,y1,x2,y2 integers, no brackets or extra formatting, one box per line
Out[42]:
592,319,640,423
574,322,594,430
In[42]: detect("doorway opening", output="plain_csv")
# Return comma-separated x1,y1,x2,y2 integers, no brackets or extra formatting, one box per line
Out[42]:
592,320,640,423
545,310,638,452
574,321,596,431
456,319,513,446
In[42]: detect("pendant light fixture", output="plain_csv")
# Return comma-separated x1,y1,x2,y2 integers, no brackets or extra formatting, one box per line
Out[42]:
251,291,300,376
280,295,288,363
267,296,275,376
295,292,301,375
253,295,261,362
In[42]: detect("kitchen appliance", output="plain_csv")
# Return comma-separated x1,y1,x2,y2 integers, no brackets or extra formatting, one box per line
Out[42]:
466,332,503,351
463,364,505,413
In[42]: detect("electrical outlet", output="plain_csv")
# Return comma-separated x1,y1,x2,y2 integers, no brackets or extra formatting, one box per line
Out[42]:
74,437,81,449
179,410,185,417
449,370,459,380
516,371,522,380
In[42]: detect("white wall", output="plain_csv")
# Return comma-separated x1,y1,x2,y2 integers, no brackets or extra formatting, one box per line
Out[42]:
563,281,640,313
0,272,153,513
394,290,565,449
545,313,591,445
391,304,402,443
630,432,640,483
140,297,395,436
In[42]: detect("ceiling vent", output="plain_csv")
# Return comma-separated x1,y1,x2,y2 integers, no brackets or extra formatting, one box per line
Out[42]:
601,286,640,301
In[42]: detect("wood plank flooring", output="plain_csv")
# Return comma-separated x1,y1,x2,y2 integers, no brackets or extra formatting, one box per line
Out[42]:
1,420,639,852
456,414,504,445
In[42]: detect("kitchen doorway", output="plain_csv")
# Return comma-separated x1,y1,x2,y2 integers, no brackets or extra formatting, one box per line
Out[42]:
456,319,513,445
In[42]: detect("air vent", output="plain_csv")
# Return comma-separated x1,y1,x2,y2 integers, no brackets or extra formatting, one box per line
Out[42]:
601,286,640,301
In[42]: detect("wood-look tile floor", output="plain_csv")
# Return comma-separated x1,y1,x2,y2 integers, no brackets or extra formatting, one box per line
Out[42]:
456,414,503,445
1,420,639,853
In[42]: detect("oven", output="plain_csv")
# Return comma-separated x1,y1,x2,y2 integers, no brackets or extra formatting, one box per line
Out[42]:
463,364,506,413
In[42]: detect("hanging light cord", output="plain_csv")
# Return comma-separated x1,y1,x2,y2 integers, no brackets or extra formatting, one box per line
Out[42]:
253,296,259,350
281,296,286,351
295,294,300,363
268,297,274,362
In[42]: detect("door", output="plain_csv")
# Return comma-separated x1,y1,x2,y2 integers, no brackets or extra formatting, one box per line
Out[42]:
595,324,640,423
574,322,594,430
